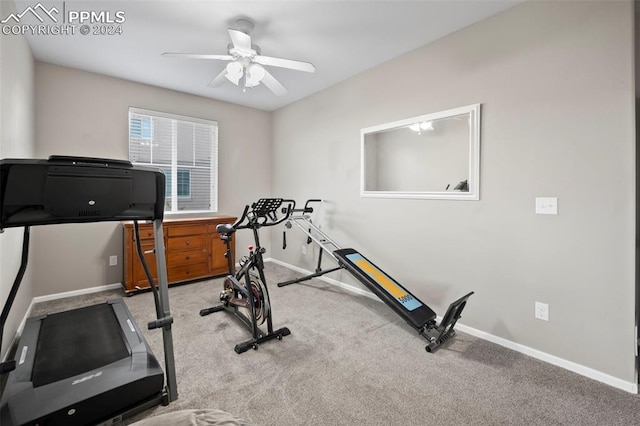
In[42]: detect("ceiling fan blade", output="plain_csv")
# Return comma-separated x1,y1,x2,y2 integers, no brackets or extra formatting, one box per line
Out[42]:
261,70,288,96
162,52,233,61
254,55,315,73
208,69,228,88
228,29,252,53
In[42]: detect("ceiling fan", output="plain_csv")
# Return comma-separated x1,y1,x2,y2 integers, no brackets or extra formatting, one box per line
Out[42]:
162,19,315,96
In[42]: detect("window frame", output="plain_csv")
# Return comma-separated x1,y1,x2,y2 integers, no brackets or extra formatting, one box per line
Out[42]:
128,107,218,214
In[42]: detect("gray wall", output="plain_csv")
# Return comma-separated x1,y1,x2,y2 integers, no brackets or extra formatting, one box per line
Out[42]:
271,1,636,384
0,0,35,357
32,62,272,296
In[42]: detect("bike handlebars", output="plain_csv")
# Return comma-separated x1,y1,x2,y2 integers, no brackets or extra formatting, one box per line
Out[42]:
284,199,322,215
298,199,321,214
220,198,323,237
230,198,296,232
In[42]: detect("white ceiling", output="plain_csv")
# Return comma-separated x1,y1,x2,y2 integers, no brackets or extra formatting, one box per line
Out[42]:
12,0,522,111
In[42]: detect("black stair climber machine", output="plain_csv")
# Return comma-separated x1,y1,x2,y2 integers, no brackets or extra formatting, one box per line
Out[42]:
200,198,295,353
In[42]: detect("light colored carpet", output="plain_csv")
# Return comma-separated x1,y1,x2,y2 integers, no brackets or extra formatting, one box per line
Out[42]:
30,262,640,425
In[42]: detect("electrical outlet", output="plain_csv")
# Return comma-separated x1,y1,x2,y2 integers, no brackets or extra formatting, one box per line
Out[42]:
535,301,549,321
109,255,118,266
301,245,307,255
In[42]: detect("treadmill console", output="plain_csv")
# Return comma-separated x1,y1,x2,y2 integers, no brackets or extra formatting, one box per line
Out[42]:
0,156,165,230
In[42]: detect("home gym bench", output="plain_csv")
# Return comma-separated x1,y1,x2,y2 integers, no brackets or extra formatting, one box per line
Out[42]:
278,199,473,352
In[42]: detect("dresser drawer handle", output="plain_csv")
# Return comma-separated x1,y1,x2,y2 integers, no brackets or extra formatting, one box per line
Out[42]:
185,240,190,246
185,256,190,260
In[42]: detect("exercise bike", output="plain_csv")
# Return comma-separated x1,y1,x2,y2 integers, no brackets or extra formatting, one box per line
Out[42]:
200,198,295,354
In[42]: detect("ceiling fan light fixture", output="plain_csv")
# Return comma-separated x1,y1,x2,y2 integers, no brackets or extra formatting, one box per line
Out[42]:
246,63,266,87
225,61,243,85
421,121,434,131
409,121,434,134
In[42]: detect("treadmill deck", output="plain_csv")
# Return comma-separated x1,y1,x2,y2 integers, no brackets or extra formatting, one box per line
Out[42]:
0,300,164,426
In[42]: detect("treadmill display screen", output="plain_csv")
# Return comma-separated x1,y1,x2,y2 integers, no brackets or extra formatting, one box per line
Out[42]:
345,253,423,311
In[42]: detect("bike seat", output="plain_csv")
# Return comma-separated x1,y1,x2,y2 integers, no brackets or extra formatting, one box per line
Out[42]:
216,223,235,235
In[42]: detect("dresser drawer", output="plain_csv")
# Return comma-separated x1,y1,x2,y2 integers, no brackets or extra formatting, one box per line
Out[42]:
132,241,158,285
167,235,206,251
167,224,207,237
168,262,209,282
167,249,207,266
130,224,155,241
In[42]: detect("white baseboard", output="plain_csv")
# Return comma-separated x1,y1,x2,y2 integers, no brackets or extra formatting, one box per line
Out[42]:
454,323,638,393
31,282,122,304
266,258,638,394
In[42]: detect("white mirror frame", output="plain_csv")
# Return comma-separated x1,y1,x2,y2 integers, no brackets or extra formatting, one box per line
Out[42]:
360,103,481,200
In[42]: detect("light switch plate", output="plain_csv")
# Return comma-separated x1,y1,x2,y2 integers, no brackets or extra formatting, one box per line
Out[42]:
535,197,558,215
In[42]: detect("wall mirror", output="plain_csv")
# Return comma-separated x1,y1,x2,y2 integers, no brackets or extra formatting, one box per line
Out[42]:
361,104,481,200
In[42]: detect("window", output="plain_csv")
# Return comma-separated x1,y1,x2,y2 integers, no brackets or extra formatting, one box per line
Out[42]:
128,108,218,213
163,168,191,199
130,116,152,141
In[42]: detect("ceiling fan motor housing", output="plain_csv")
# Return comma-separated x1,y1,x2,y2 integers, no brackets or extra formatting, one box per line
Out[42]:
233,18,254,35
227,43,261,58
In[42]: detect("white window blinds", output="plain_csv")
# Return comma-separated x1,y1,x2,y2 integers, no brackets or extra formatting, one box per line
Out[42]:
128,107,218,213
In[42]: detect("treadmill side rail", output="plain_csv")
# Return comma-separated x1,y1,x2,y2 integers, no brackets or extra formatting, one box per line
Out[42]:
152,218,178,403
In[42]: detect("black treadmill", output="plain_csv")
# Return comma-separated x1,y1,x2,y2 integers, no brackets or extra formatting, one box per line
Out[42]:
0,156,178,425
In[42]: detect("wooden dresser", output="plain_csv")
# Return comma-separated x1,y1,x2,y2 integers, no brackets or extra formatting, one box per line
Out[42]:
122,216,236,294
